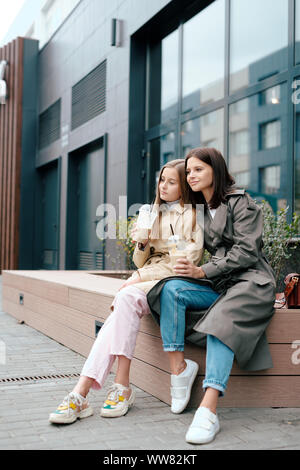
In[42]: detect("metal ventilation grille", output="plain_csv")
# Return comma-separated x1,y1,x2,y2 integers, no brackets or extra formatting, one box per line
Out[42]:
39,99,61,149
71,60,107,130
0,373,81,384
43,249,57,266
79,251,104,270
79,251,94,270
96,252,104,269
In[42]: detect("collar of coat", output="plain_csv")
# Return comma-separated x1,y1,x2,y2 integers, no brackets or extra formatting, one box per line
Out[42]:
207,188,246,245
159,202,187,214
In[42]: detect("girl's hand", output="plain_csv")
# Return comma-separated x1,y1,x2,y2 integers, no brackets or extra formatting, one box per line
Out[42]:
130,222,150,246
173,259,206,279
130,222,138,243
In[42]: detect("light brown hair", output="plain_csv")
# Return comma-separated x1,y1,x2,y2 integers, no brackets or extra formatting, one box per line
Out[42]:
153,159,190,206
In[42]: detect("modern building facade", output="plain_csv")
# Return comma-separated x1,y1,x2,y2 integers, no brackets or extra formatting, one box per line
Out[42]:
0,0,299,273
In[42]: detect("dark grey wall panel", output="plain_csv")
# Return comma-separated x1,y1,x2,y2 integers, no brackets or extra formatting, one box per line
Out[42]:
19,38,39,269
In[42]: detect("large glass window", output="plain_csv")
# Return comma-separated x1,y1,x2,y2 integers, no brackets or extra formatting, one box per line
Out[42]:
181,108,224,157
230,0,288,93
229,84,287,211
143,0,297,222
294,79,300,218
296,0,300,64
182,0,225,113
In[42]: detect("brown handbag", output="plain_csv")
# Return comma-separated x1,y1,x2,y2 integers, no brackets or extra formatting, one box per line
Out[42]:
274,273,300,309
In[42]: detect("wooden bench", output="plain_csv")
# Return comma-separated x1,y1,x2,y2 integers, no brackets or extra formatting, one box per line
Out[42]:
2,270,300,407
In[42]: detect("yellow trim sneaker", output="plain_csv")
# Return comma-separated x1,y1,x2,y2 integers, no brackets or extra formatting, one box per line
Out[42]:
49,391,93,424
100,383,136,418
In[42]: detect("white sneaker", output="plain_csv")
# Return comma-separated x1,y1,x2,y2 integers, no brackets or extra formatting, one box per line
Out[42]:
100,382,136,418
49,391,93,424
185,406,220,444
170,359,199,414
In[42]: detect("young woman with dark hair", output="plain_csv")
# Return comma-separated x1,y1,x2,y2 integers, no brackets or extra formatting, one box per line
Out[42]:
147,147,276,445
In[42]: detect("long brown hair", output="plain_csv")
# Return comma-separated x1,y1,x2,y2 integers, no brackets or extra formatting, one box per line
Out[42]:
185,147,236,209
150,159,192,240
153,159,190,206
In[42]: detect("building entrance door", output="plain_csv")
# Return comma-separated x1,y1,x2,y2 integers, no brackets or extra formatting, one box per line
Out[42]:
76,145,105,270
40,160,60,269
67,139,105,270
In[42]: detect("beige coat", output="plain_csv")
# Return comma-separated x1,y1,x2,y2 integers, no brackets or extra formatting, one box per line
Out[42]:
128,203,204,294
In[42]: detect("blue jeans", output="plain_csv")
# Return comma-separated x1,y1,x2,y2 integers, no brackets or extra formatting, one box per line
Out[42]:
160,280,234,396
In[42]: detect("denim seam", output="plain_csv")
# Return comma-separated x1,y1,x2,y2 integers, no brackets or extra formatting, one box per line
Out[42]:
173,290,180,345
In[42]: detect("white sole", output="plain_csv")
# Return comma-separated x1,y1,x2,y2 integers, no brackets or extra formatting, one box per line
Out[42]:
100,389,136,418
49,406,94,424
171,362,199,414
185,425,220,445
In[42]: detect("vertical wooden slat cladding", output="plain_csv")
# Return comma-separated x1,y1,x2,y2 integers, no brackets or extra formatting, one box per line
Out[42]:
2,43,8,270
12,38,24,270
0,38,24,273
0,47,3,271
7,41,13,269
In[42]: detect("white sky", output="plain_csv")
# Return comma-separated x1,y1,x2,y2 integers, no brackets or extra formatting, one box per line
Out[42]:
0,0,27,43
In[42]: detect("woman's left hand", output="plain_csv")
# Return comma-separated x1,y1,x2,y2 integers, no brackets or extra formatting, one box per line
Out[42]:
173,259,206,279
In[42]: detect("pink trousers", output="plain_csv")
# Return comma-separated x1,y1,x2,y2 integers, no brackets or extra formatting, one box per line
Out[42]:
81,285,151,390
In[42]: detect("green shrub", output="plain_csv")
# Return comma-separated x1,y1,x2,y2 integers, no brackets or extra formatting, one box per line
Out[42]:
259,200,300,284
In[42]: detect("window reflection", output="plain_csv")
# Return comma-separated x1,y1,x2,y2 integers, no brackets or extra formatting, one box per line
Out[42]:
181,109,224,157
229,85,287,211
230,0,288,93
295,80,300,217
296,0,300,64
161,132,176,165
148,133,176,202
229,98,249,185
260,85,281,106
260,120,281,150
260,166,281,195
182,0,225,112
161,30,179,122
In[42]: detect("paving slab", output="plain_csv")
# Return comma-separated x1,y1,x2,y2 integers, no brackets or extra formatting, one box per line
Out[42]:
0,275,299,451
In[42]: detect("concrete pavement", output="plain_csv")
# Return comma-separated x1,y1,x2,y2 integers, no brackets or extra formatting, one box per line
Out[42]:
0,275,300,451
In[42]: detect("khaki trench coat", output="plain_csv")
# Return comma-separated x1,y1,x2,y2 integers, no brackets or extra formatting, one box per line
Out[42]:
147,189,277,372
127,203,204,295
